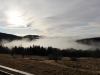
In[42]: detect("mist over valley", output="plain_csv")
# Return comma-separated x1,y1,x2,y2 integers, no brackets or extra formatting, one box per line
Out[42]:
0,32,99,50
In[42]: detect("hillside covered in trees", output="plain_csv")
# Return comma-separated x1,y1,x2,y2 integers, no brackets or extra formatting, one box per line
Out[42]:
0,32,41,42
76,37,100,46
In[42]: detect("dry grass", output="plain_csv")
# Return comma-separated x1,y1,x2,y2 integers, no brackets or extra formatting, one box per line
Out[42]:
0,54,100,75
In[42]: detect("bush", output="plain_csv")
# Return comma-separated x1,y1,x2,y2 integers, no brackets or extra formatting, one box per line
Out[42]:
48,54,62,62
70,57,78,61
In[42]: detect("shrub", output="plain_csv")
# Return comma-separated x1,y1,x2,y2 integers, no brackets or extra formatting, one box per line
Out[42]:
48,54,62,62
70,57,78,61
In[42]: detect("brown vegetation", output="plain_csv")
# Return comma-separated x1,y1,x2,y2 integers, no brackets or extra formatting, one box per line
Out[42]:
0,54,100,75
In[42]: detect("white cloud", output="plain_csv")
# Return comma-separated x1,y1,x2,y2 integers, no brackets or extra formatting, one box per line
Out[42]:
0,0,100,38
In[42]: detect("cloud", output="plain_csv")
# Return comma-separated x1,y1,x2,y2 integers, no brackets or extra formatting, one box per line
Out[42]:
2,37,96,50
0,0,100,38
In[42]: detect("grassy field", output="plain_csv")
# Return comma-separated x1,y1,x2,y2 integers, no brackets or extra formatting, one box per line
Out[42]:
0,54,100,75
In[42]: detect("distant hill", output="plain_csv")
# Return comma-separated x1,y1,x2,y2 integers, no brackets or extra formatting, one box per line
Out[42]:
24,35,41,40
0,32,22,41
76,37,100,46
0,32,41,42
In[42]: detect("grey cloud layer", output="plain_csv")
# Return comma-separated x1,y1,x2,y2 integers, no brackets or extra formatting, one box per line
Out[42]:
0,0,100,38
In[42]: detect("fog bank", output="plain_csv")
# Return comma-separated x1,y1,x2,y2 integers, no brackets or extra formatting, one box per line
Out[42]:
1,38,97,50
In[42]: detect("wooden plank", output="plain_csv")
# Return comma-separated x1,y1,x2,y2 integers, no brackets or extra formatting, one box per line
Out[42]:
0,65,34,75
0,70,13,75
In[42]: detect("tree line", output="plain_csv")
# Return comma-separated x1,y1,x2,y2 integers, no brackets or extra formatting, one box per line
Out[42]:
0,44,100,58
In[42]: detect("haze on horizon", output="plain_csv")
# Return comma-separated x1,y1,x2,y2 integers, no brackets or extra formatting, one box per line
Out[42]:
0,0,100,39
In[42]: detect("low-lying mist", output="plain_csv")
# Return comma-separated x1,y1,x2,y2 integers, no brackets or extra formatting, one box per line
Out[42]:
1,38,97,50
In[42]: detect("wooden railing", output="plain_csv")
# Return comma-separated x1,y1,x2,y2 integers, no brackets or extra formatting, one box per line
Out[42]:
0,70,13,75
0,65,34,75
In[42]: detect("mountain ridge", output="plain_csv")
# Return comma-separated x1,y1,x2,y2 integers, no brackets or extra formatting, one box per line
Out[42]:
76,37,100,46
0,32,41,42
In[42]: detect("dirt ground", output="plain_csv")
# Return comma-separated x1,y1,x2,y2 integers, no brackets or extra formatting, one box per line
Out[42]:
0,54,100,75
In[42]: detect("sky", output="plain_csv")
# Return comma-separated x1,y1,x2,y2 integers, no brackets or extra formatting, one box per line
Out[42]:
0,0,100,38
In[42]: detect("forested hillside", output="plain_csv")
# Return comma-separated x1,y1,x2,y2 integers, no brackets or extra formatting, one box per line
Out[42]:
0,32,41,42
